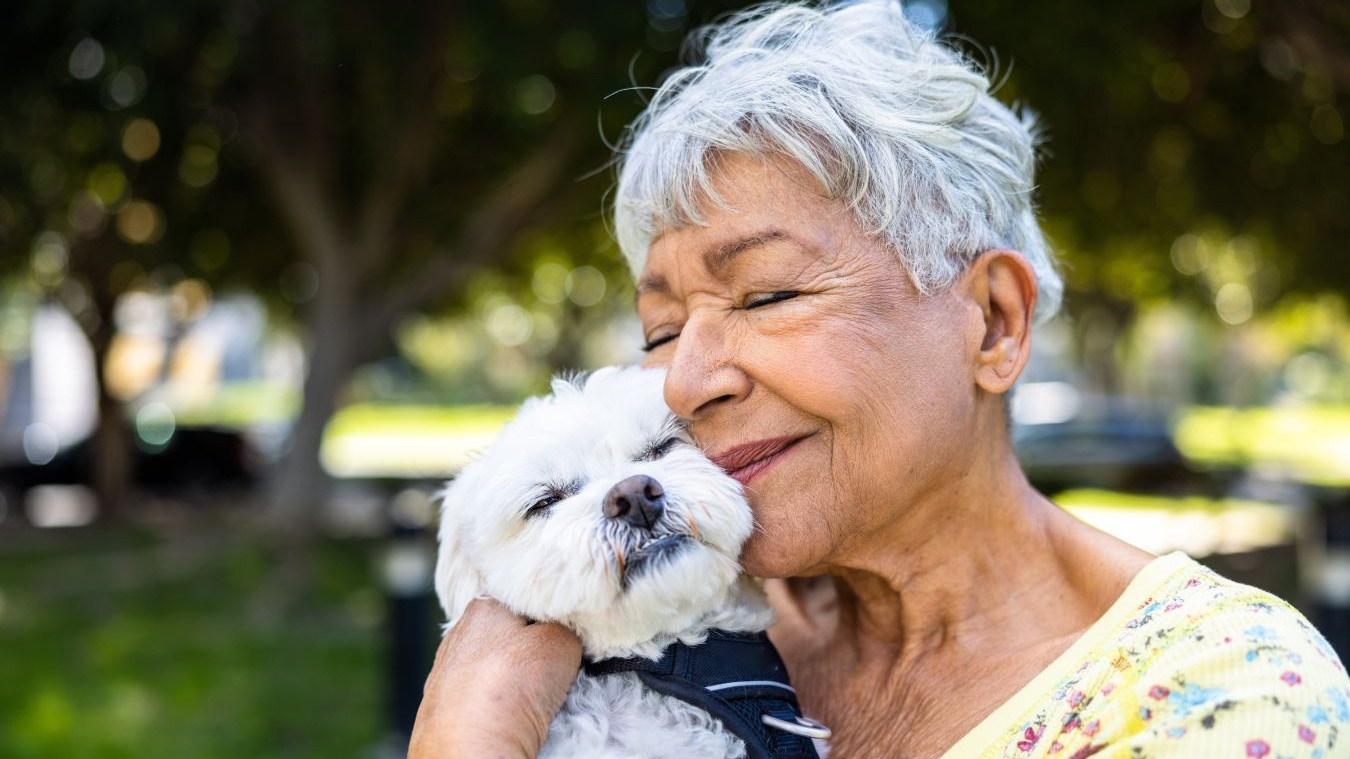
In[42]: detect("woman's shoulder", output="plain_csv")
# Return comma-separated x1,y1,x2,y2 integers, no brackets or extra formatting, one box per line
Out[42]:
953,553,1350,759
1106,553,1350,757
1116,553,1343,678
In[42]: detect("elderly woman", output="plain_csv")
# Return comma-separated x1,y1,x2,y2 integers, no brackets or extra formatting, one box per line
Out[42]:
411,3,1350,758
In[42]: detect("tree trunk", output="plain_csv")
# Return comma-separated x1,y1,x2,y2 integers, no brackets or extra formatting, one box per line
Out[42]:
80,250,134,523
266,264,359,538
89,369,133,522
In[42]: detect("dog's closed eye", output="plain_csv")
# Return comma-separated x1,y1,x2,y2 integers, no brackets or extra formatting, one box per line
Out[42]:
525,493,563,519
523,481,582,520
638,437,682,462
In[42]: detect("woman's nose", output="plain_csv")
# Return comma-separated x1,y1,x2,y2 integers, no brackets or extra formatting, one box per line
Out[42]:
661,313,751,421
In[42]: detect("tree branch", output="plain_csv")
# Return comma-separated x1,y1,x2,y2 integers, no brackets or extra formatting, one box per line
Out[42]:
249,107,347,272
352,2,456,275
239,6,346,271
358,120,587,353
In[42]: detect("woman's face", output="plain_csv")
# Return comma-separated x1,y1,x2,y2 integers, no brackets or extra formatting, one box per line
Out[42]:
637,154,989,577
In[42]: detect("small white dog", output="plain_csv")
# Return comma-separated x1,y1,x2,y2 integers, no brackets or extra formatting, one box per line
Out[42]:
434,366,827,759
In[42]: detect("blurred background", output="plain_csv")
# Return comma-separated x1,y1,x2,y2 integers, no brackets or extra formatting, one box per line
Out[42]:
0,0,1346,756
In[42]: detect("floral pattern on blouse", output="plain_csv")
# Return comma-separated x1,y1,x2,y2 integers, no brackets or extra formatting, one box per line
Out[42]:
949,553,1350,759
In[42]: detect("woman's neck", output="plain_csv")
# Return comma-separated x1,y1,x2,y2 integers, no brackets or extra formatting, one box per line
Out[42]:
819,454,1148,666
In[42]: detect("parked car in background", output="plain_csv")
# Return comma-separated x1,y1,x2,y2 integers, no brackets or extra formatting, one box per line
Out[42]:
1011,382,1229,496
0,425,259,524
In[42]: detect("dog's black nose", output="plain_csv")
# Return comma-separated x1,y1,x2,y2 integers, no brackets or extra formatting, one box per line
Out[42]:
604,475,665,529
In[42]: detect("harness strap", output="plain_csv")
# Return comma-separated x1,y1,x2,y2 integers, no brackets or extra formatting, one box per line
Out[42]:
584,630,823,759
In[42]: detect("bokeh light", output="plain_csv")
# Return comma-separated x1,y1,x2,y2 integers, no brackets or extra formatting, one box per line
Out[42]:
135,402,177,450
30,231,69,288
87,163,128,209
1216,282,1254,325
516,74,557,115
564,265,605,306
484,301,533,346
178,144,219,188
1170,234,1208,276
121,118,161,162
67,37,105,80
531,262,570,304
170,279,213,322
22,422,60,465
115,200,165,244
105,66,147,110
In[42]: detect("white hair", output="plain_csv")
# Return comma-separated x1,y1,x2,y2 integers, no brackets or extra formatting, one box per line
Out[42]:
613,0,1062,322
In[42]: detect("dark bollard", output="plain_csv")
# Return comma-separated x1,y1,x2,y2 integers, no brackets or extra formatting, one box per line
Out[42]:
379,486,438,758
1312,487,1350,660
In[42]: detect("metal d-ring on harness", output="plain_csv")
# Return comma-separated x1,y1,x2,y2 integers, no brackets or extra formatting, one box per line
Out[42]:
761,713,832,739
583,630,829,759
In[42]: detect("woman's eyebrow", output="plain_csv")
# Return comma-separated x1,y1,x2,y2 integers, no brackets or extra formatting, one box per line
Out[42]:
706,229,792,275
636,228,800,303
635,273,668,301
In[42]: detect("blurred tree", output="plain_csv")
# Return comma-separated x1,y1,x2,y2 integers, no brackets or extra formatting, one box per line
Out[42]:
0,0,746,531
0,1,287,518
4,0,1343,527
950,0,1349,392
226,0,752,536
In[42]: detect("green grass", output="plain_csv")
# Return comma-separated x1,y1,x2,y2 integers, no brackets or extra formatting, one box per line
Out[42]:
0,527,404,759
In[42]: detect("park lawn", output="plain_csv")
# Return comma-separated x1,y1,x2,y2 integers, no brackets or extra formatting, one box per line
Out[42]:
0,526,394,759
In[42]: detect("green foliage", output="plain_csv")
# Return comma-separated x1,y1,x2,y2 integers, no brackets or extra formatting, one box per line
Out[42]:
3,0,1344,330
951,0,1349,313
0,0,277,305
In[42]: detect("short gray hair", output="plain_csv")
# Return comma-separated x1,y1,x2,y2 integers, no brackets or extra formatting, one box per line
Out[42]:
613,0,1062,322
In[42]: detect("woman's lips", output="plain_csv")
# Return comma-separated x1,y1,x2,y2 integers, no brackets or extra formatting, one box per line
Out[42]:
710,436,804,486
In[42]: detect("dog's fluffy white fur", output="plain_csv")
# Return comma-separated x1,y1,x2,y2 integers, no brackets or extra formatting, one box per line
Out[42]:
434,366,778,758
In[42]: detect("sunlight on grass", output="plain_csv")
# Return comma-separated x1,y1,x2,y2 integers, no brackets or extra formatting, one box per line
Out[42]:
1175,405,1350,487
1055,488,1299,557
321,403,517,478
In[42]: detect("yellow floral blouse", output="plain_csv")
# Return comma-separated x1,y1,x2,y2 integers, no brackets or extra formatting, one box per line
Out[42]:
942,552,1350,759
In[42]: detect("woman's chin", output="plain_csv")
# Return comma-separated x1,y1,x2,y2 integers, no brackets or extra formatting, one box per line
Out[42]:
738,531,819,578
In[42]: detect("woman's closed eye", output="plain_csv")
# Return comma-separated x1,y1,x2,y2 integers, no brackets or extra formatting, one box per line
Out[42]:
641,333,678,353
744,291,799,309
642,291,799,349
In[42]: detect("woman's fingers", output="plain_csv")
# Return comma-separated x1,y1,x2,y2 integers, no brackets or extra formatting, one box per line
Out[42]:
409,598,581,759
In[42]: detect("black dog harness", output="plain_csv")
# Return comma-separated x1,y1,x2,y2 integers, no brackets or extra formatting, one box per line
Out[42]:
583,630,825,759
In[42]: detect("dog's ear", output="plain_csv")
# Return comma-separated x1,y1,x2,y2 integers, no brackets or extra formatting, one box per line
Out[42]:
433,478,484,630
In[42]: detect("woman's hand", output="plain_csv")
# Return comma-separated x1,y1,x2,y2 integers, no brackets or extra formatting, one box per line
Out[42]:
408,598,581,759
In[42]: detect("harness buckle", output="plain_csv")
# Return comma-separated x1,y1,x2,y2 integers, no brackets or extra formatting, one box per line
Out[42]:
761,714,832,740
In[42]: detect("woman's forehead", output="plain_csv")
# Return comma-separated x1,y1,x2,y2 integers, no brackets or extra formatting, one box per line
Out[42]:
638,156,848,285
639,228,797,295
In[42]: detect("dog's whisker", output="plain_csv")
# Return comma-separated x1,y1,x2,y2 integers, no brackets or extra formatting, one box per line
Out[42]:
606,534,626,577
695,501,712,523
685,512,700,540
596,544,612,583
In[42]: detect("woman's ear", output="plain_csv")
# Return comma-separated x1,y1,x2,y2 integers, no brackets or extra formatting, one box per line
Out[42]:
964,250,1038,395
433,480,484,630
